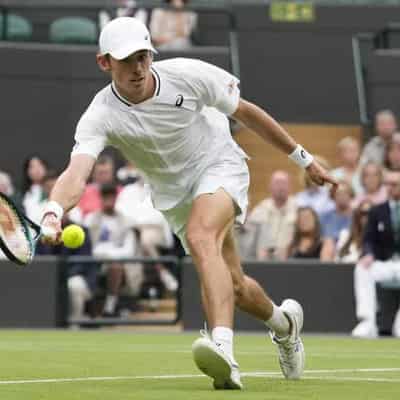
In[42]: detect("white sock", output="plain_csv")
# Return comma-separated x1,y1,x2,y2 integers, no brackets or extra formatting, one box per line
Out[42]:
104,295,117,313
265,303,290,337
212,326,234,361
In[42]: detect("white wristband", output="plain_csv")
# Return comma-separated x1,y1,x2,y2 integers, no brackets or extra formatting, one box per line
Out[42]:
288,144,314,168
42,200,64,221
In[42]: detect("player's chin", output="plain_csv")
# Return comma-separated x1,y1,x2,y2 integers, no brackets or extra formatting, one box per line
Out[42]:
129,78,144,87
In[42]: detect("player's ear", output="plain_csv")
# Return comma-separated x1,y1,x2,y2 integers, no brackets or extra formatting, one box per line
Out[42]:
96,53,111,72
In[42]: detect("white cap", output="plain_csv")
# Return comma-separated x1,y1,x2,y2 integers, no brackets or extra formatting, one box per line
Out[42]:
99,17,157,60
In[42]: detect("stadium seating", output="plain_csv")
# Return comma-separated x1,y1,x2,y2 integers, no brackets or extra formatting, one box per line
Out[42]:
0,13,32,41
49,16,97,44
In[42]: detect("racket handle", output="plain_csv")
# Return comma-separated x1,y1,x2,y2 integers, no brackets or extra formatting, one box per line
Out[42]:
41,225,57,240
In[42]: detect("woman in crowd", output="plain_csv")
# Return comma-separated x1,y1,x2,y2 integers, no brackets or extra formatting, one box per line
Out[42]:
285,206,327,260
150,0,197,50
384,132,400,173
336,199,373,263
352,161,387,208
21,154,48,221
331,136,363,195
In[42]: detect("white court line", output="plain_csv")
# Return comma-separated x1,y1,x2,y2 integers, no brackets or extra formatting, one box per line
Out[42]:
127,350,400,360
0,368,400,385
305,368,400,374
302,376,400,383
242,368,400,376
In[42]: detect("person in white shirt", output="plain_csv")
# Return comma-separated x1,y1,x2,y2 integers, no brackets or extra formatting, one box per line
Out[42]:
150,0,197,50
245,170,297,260
85,183,143,316
40,17,337,390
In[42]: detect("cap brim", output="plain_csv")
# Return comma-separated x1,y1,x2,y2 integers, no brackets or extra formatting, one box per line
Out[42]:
108,42,158,60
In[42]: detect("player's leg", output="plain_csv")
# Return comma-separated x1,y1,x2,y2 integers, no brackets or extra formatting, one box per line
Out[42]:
187,188,242,389
103,262,124,316
352,261,379,338
222,229,305,379
186,188,236,329
67,275,91,321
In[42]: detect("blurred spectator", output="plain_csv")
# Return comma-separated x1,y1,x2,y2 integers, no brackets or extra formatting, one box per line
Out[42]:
116,160,144,186
336,199,372,263
285,207,329,260
235,192,261,259
295,156,335,217
99,0,148,31
359,110,398,167
37,217,96,322
0,170,22,210
331,136,363,195
352,170,400,338
352,162,387,209
116,178,177,292
78,154,122,217
36,169,96,321
84,183,143,317
245,170,297,260
235,223,261,260
150,0,197,50
32,170,82,224
21,155,48,222
383,132,400,173
320,181,354,260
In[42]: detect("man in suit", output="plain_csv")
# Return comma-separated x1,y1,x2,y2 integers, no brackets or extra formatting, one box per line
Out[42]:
352,170,400,338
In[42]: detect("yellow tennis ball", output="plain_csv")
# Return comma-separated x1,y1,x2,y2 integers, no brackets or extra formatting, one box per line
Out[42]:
61,224,85,249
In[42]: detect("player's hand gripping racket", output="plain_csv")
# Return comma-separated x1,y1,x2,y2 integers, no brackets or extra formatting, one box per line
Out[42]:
0,192,54,265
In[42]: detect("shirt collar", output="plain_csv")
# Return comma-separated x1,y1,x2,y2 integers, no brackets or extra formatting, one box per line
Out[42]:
110,67,161,108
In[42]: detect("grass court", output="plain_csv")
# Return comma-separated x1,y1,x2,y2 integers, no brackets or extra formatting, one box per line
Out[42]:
0,330,398,399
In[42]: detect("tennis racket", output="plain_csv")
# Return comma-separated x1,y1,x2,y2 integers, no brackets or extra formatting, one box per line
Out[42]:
0,192,48,266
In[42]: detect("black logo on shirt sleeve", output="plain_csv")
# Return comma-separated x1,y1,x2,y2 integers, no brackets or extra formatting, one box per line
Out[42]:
175,94,184,107
300,149,306,159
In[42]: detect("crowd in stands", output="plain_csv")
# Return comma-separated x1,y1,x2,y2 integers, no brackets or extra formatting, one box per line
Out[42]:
237,109,400,338
99,0,197,50
0,152,182,322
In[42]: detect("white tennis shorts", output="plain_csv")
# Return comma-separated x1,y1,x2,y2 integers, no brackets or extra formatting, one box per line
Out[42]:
161,151,250,254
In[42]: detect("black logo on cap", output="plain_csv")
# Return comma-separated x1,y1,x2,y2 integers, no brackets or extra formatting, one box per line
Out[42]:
300,149,306,159
175,94,184,107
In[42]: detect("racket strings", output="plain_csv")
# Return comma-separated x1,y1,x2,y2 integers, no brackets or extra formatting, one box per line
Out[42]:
0,198,32,263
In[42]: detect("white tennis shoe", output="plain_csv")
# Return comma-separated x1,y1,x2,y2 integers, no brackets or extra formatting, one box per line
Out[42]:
271,299,305,380
351,320,378,338
192,332,243,390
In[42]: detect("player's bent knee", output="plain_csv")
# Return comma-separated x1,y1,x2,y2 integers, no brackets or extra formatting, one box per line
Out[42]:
186,227,218,258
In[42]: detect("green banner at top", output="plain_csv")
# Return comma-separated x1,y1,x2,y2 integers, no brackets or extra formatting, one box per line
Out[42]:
270,2,315,22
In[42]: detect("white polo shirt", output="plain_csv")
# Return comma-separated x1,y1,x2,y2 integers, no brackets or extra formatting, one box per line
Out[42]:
72,58,247,210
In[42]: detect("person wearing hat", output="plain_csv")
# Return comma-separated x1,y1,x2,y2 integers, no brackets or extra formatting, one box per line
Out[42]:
41,17,337,390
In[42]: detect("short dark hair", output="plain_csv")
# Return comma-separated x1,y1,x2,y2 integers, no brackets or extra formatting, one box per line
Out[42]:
96,154,114,166
100,182,118,197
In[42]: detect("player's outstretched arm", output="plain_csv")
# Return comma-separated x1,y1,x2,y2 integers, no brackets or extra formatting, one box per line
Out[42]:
41,154,96,244
232,99,338,189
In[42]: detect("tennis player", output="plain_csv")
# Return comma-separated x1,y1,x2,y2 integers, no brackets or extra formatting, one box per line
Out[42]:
41,17,337,390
